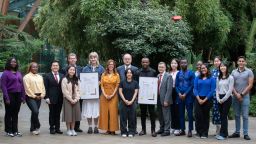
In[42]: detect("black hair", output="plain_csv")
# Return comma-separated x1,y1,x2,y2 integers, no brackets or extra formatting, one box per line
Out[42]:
65,65,79,94
51,60,60,66
214,56,222,61
125,68,134,80
5,57,19,71
199,63,212,79
170,58,180,71
237,56,246,61
218,62,230,80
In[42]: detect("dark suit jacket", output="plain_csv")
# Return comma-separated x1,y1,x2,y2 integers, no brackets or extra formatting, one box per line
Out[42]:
158,72,173,105
44,72,64,104
117,65,138,82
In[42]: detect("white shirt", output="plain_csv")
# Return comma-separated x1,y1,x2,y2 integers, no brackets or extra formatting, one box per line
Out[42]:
170,70,179,87
125,64,131,70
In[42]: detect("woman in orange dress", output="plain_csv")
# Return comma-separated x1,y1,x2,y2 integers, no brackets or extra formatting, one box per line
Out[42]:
99,59,120,135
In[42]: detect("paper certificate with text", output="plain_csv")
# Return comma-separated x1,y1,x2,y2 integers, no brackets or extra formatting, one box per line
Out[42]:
138,77,158,105
80,73,99,99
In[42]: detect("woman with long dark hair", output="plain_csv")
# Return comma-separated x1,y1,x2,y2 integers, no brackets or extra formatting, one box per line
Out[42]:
1,57,25,137
61,65,81,136
212,56,222,135
193,64,215,138
119,68,139,138
169,59,180,135
215,62,234,140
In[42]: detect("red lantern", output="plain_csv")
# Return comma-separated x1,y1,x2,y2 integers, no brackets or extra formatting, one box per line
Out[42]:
172,16,182,22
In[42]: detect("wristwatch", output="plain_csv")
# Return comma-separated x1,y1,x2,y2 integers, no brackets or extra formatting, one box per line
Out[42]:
240,93,244,97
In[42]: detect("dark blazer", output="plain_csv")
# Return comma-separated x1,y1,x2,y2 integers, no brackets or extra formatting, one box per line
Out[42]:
158,72,173,105
117,65,138,82
44,72,64,104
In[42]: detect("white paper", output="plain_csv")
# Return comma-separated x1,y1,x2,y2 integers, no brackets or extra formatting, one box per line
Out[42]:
80,73,99,99
138,77,158,105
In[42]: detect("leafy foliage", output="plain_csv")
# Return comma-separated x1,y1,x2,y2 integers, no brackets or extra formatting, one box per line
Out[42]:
102,5,192,59
0,14,42,72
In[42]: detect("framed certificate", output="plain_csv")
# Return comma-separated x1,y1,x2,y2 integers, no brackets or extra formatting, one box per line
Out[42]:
138,77,158,105
80,73,99,99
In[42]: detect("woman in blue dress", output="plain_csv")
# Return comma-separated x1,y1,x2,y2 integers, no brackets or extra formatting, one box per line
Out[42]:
212,56,222,135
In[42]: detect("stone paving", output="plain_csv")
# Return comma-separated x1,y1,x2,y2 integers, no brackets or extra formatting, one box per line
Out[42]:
0,102,255,144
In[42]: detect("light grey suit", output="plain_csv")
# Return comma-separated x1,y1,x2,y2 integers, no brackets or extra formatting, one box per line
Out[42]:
157,72,173,133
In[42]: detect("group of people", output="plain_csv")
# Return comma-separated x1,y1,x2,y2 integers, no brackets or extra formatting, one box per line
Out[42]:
0,52,254,141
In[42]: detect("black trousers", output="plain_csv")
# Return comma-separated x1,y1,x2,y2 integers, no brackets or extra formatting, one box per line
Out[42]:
194,96,212,137
4,92,22,133
48,101,63,131
140,104,156,132
120,101,136,135
26,97,41,132
171,89,180,129
219,95,232,137
74,99,83,130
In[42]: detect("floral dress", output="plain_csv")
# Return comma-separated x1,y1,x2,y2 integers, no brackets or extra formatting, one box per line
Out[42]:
212,69,221,125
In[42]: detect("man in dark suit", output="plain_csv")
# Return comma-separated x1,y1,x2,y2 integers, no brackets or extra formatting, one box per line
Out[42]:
44,60,64,134
156,62,173,136
117,53,138,82
60,53,83,132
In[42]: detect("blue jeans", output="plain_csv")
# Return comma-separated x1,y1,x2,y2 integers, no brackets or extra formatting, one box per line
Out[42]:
232,95,250,135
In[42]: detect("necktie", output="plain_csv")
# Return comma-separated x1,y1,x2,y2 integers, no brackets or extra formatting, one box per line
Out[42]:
158,74,162,95
54,73,58,83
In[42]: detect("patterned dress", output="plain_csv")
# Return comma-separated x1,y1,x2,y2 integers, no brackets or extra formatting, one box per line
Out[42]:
211,69,221,125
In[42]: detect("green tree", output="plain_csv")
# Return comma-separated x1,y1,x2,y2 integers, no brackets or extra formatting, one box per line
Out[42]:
0,14,42,72
101,5,192,66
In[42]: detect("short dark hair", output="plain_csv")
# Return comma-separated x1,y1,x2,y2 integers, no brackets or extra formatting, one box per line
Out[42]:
199,63,211,79
124,68,134,79
214,56,222,61
237,56,246,61
51,60,60,65
5,57,19,71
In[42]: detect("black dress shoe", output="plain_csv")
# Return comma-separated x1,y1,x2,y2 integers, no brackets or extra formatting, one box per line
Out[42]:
75,128,83,132
187,131,192,137
151,131,157,137
55,130,63,134
244,135,251,140
139,130,146,136
156,130,163,134
228,133,240,138
161,132,170,136
50,130,55,134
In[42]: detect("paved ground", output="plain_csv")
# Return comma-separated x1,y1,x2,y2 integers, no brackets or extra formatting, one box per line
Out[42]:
0,102,255,144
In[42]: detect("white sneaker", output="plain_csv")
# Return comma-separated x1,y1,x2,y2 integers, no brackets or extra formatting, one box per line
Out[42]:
122,134,127,137
32,130,39,135
128,134,134,137
36,129,40,135
66,130,73,136
201,136,207,139
71,130,77,136
170,129,174,134
174,130,180,135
